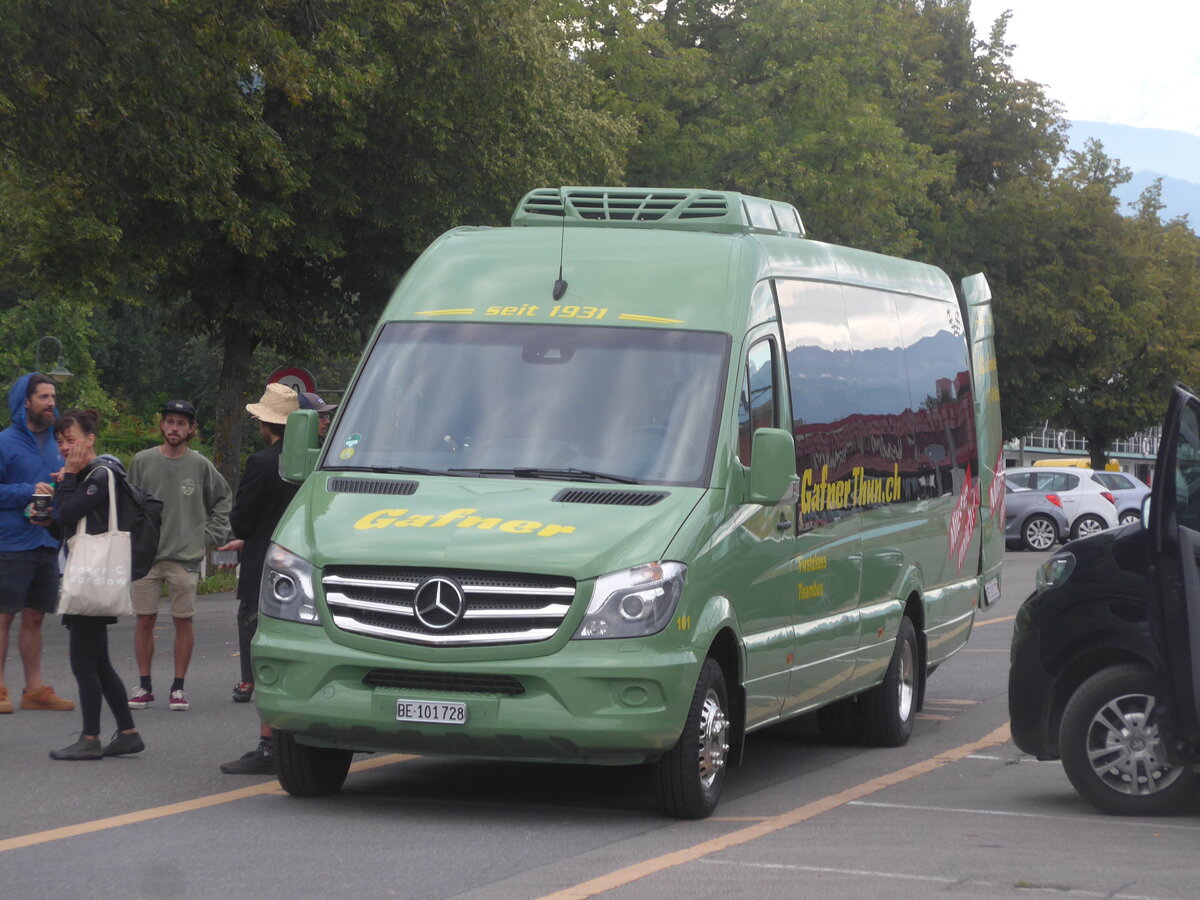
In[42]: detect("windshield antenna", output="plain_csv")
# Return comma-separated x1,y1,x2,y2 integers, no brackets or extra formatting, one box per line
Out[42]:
552,188,568,301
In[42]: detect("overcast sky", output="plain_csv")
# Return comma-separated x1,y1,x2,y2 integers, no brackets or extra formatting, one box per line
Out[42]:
968,0,1200,136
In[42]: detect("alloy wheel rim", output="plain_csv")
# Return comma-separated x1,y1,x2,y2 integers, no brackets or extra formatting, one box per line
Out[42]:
898,638,915,720
697,688,729,789
1026,519,1055,550
1086,692,1184,796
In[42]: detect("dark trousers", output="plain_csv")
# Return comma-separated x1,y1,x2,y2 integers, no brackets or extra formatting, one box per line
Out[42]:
236,595,257,684
66,617,135,735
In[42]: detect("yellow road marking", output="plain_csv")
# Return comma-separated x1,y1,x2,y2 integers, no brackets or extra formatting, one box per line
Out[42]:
975,615,1015,626
0,754,415,854
916,714,953,720
535,723,1011,900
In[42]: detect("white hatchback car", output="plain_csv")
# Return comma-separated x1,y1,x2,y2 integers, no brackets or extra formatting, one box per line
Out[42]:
1006,466,1119,540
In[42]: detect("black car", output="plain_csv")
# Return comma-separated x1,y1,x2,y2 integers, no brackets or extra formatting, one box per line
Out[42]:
1008,383,1200,815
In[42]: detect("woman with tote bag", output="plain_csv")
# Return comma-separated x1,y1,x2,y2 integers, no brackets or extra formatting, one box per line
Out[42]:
47,409,144,761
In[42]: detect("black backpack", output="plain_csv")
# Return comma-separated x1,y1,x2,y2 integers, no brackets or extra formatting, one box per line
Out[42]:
116,477,164,581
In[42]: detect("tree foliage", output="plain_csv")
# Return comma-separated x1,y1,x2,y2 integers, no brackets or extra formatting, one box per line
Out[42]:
0,0,1198,473
0,0,632,486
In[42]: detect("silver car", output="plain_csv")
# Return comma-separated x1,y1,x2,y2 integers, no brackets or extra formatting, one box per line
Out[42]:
1093,470,1151,525
1004,483,1070,551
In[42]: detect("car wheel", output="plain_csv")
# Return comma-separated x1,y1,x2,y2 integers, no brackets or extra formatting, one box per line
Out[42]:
273,730,354,797
653,657,730,819
860,617,918,747
1058,665,1200,815
1021,514,1058,551
1071,514,1107,540
1118,511,1142,526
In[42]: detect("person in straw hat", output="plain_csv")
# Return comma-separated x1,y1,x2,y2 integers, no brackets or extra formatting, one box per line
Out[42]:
216,383,300,774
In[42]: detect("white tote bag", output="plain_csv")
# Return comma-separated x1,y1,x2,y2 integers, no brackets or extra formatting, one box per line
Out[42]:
59,466,134,617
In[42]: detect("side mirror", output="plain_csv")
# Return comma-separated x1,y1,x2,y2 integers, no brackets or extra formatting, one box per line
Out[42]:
747,427,798,505
1141,493,1152,527
281,410,321,484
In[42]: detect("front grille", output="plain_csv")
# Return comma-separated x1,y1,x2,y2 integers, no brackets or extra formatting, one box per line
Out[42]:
362,669,525,695
324,566,575,647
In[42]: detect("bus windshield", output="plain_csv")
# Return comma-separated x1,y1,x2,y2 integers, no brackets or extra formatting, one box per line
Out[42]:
324,321,730,487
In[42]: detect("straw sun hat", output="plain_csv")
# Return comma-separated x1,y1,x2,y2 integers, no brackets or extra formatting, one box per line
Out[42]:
245,383,301,425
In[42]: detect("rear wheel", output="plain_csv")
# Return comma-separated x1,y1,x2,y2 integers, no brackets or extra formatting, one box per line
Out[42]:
653,657,730,819
860,616,918,747
273,730,354,797
1021,514,1058,551
1059,665,1200,815
1118,510,1142,526
1071,514,1107,540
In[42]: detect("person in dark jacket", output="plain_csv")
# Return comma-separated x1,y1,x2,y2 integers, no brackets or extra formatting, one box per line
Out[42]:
49,409,144,760
217,383,300,773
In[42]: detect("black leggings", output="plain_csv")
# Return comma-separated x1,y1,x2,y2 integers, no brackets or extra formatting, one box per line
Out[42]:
237,595,257,684
66,617,135,736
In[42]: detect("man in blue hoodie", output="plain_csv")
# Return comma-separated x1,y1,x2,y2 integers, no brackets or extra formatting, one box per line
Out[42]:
0,373,75,713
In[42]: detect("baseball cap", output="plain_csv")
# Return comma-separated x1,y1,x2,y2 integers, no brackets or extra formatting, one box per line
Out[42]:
299,392,336,413
162,399,197,420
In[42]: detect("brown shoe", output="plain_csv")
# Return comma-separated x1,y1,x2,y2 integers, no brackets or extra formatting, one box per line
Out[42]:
20,685,76,711
0,688,12,714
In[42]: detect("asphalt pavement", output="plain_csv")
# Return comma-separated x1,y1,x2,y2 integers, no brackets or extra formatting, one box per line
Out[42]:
1,552,1198,900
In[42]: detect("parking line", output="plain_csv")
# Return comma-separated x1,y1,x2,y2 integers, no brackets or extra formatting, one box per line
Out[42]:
975,614,1015,626
534,723,1011,900
0,753,415,854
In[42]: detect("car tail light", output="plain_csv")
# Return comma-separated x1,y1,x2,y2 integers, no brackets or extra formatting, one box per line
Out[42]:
1045,493,1063,508
1101,491,1116,505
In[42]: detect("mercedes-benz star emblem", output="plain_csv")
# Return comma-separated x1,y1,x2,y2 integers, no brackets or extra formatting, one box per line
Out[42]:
413,577,466,630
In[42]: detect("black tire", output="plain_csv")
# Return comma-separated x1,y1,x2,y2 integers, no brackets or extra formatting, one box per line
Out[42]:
653,657,730,819
1058,664,1200,816
1021,514,1059,552
1071,514,1107,540
817,696,863,744
1118,510,1142,526
860,617,918,747
273,730,354,797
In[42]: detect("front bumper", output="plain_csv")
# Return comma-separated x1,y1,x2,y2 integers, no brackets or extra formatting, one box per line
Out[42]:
1008,614,1056,759
252,618,701,765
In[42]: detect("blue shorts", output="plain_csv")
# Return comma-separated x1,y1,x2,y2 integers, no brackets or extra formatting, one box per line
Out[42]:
0,548,60,616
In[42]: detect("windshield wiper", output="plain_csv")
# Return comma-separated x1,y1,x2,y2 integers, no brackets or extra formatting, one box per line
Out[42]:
447,467,640,484
333,465,447,476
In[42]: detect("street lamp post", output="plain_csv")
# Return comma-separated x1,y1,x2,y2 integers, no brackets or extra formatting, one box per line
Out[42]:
34,336,73,383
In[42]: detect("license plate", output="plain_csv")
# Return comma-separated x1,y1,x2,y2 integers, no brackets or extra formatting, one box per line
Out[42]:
984,577,1001,606
395,699,468,725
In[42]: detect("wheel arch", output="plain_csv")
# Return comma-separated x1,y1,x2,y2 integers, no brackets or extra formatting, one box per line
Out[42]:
1044,646,1155,758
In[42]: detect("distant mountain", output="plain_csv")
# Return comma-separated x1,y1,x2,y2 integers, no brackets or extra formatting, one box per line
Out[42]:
1069,121,1200,225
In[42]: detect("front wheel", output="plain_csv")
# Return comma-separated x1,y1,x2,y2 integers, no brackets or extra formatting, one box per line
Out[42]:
1058,665,1200,815
1022,514,1058,551
860,616,919,747
1071,514,1107,540
653,657,730,819
273,730,354,797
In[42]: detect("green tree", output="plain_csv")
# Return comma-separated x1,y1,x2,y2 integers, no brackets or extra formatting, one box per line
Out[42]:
0,0,631,487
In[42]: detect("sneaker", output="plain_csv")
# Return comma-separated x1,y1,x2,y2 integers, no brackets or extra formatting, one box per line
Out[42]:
103,730,145,757
220,741,274,775
20,685,75,711
168,689,189,711
49,734,103,760
0,687,12,714
232,682,254,703
127,687,154,709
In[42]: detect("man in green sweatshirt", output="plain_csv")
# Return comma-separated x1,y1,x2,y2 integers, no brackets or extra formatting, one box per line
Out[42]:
127,400,232,711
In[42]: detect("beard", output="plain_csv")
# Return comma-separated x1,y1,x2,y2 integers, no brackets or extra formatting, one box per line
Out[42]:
29,408,55,431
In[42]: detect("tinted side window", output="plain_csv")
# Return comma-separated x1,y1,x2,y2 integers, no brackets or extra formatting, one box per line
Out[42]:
1007,472,1034,489
737,339,778,465
892,294,976,499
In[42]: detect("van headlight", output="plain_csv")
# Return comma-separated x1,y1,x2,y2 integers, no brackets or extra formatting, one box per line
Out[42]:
574,562,686,640
260,543,320,624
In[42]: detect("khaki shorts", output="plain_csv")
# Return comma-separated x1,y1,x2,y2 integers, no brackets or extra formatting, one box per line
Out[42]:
131,560,199,618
